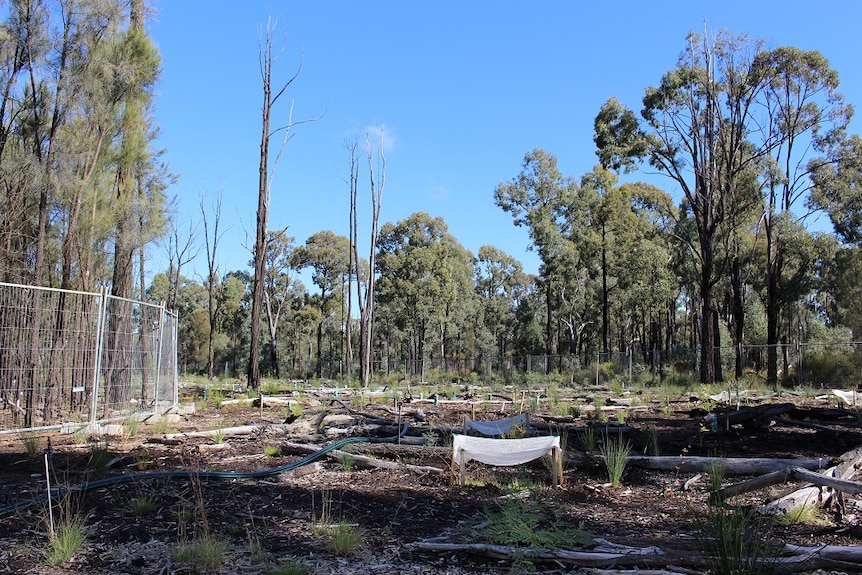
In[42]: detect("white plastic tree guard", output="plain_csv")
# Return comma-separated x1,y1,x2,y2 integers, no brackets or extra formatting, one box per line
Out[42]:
451,434,563,486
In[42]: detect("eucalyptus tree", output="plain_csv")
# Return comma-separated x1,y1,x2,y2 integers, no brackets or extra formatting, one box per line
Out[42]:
754,46,851,386
218,272,251,377
292,230,350,378
261,230,299,378
474,245,531,359
375,212,475,376
494,149,580,359
592,31,847,384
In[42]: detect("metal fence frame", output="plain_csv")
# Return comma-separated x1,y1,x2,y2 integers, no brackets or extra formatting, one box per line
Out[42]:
0,282,178,434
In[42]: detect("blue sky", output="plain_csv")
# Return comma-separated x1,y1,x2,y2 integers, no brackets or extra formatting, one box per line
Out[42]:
147,1,861,284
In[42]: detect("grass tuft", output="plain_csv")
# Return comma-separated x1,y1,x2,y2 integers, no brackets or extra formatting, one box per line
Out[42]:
45,522,87,566
599,434,631,488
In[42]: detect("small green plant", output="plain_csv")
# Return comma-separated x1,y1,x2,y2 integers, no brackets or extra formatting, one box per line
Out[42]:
133,450,152,471
173,535,229,570
262,381,281,395
599,434,631,488
615,409,627,424
123,418,140,440
577,426,596,451
263,445,280,457
268,559,309,575
152,418,170,434
212,428,225,444
127,495,158,515
697,503,780,575
473,498,593,550
290,401,303,418
707,461,726,493
45,522,87,566
72,426,89,445
20,433,41,458
339,453,355,471
328,523,363,555
422,430,439,447
209,390,225,409
778,504,831,526
644,426,660,456
86,442,111,479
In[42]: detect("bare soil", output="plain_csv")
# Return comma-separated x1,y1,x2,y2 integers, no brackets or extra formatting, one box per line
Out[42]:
0,387,860,574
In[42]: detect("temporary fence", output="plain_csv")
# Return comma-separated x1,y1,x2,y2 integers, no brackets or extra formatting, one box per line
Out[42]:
0,282,178,434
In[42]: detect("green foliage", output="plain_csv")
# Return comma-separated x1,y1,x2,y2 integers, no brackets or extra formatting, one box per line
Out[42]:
212,428,225,444
796,351,860,387
472,498,593,550
173,535,229,570
577,427,596,451
45,522,87,566
327,523,363,556
339,453,355,471
263,445,280,457
599,434,631,487
127,495,158,515
697,504,780,575
123,418,140,441
209,390,225,408
261,380,281,395
20,433,42,458
268,560,309,575
86,443,111,480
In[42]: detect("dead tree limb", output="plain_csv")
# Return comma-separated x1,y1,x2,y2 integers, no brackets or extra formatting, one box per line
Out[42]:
280,441,443,474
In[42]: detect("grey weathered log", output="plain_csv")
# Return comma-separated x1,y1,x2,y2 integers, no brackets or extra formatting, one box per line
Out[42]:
627,455,830,475
413,539,862,572
789,466,862,496
713,469,792,502
411,541,666,568
280,441,444,474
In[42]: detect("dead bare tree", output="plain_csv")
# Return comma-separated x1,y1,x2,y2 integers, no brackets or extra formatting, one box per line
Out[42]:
164,217,200,310
353,129,385,387
201,189,227,380
248,18,323,389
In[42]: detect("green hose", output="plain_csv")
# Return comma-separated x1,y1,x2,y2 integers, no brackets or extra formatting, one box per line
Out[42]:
0,424,408,516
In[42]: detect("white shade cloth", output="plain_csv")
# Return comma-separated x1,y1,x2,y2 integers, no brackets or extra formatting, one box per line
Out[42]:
452,434,561,467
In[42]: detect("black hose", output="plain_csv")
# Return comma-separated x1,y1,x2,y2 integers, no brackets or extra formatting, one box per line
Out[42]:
0,423,409,517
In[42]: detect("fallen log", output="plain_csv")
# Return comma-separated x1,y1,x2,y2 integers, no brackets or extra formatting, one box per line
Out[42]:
280,441,444,474
715,445,862,512
627,455,829,475
789,466,862,496
411,540,666,568
704,402,796,430
773,415,861,436
712,469,792,502
413,539,862,572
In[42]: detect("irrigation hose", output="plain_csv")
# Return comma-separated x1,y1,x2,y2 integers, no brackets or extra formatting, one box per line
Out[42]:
0,423,409,517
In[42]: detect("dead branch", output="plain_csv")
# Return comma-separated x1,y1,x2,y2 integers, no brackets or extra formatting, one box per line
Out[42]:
280,441,444,474
627,455,830,475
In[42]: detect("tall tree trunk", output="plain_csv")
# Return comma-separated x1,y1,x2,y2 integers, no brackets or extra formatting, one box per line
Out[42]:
248,27,275,390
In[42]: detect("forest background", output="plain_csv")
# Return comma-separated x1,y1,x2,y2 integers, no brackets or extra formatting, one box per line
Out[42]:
3,0,862,390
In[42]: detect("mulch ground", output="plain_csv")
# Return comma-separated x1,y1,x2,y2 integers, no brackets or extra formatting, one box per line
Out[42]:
0,387,860,574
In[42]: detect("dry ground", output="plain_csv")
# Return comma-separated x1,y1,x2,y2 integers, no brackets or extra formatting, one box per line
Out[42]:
0,384,860,574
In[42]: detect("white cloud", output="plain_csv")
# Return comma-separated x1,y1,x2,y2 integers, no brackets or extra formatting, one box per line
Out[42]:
364,124,397,153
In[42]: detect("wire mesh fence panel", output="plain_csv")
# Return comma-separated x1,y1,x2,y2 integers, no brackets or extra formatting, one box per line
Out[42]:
0,283,178,434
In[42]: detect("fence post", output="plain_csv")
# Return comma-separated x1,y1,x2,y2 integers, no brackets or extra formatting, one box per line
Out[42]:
153,301,165,411
90,286,109,426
